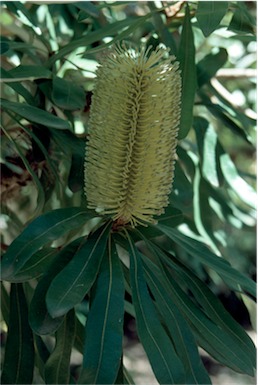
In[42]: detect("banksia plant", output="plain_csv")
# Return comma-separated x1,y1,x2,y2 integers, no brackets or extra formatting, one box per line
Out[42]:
84,44,181,227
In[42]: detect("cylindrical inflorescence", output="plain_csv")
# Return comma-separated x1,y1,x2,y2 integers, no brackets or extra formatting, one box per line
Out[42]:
84,45,181,227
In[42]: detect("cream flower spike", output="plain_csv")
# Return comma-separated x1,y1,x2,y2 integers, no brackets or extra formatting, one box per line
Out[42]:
84,44,181,227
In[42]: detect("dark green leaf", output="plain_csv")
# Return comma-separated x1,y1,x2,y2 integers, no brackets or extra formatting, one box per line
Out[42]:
1,284,34,384
1,124,45,216
49,128,85,154
35,334,50,363
75,1,101,18
29,239,84,335
79,237,124,384
142,255,211,384
1,207,93,280
0,41,9,54
0,99,71,129
82,13,155,56
7,65,52,80
228,2,255,34
196,1,228,36
0,67,36,105
147,244,255,376
207,186,243,228
47,15,153,67
156,205,183,226
45,310,76,384
68,153,85,192
173,261,256,369
148,2,177,54
163,260,255,375
203,99,253,144
126,232,185,384
193,117,220,187
220,153,256,209
140,206,183,238
13,117,60,184
208,82,256,142
197,48,228,88
0,40,40,52
170,162,194,214
46,221,112,318
157,225,256,297
34,335,50,381
7,1,38,27
178,4,197,139
9,248,57,283
0,282,10,325
74,317,85,354
52,77,85,110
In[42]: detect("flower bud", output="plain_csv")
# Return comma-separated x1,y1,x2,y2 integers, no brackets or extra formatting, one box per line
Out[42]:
84,45,181,227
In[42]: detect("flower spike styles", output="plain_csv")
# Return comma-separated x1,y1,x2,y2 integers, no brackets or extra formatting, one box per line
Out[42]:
84,44,181,227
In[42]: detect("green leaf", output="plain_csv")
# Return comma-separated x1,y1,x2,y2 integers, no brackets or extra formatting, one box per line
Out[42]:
29,239,84,335
193,169,221,254
228,2,255,34
163,260,255,375
208,82,255,143
0,99,71,129
197,48,228,88
178,4,197,139
79,236,124,384
1,124,45,216
68,153,84,192
0,41,9,54
34,335,50,381
193,117,220,188
5,1,38,28
170,162,194,214
74,1,101,18
157,225,256,297
203,99,253,144
7,65,52,80
1,284,34,384
9,248,57,283
220,153,256,209
140,206,183,238
0,40,39,52
147,244,255,376
44,310,76,384
125,232,185,384
35,334,50,363
202,118,221,187
1,207,93,280
83,13,155,56
49,128,85,154
196,1,228,36
0,282,10,325
173,261,256,370
148,2,177,54
207,186,243,228
47,15,153,67
142,256,211,384
52,76,85,110
13,116,60,185
0,67,36,105
74,317,85,354
46,221,112,318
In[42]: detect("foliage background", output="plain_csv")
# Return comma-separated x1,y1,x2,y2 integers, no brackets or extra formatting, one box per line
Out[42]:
0,1,256,385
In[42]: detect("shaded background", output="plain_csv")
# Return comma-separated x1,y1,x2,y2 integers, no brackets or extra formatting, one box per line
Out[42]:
1,1,256,384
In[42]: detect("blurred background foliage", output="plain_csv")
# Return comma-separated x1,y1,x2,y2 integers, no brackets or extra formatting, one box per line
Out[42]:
0,1,256,384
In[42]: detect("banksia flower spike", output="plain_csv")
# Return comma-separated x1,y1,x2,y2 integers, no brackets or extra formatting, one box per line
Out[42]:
84,44,181,227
